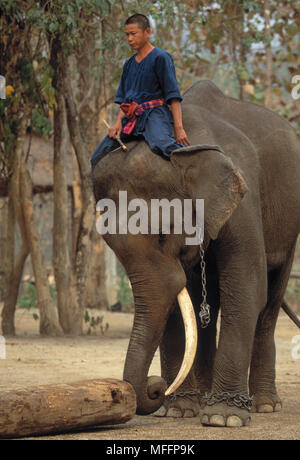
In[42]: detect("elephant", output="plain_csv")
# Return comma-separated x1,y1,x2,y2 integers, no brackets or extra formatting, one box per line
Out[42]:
91,80,300,427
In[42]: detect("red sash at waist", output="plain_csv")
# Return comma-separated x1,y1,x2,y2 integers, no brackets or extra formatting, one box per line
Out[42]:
120,99,165,134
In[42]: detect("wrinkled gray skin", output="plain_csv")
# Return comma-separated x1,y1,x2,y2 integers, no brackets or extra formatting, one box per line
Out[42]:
91,81,300,427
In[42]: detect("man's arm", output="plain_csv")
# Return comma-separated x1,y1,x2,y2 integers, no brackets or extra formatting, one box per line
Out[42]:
108,109,126,139
170,99,190,146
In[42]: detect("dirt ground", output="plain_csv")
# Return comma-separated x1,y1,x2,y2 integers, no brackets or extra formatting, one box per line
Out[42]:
0,306,299,441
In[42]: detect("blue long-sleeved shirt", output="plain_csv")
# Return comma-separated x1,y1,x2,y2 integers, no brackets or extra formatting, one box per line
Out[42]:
114,48,182,134
115,47,182,104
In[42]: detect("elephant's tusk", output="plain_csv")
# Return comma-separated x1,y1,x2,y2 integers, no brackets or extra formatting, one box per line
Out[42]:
165,287,198,397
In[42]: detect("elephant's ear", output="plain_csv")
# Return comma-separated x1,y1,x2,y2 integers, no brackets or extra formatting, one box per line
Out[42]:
170,146,248,240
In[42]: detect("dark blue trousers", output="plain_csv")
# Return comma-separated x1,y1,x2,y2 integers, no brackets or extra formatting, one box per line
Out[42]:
90,107,184,168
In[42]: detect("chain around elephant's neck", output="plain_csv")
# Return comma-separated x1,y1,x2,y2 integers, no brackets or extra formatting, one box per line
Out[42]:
199,243,211,328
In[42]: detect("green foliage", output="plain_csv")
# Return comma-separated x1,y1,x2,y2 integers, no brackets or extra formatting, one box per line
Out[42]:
49,283,57,304
1,0,298,149
26,2,84,51
17,282,37,310
0,0,22,17
17,280,58,322
17,281,39,321
0,0,104,174
32,107,52,138
117,268,134,312
286,279,300,309
84,310,109,335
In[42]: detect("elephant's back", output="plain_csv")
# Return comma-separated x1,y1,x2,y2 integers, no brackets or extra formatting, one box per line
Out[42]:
183,81,300,243
183,80,300,191
183,81,295,150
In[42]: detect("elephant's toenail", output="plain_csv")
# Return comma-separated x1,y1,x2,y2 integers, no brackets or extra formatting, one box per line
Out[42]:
201,415,209,425
226,416,243,427
154,406,167,417
258,404,273,413
210,415,226,426
167,407,183,418
184,409,195,418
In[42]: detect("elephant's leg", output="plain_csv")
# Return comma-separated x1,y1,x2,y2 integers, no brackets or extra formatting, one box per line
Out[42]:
250,240,297,413
155,303,201,418
201,241,267,427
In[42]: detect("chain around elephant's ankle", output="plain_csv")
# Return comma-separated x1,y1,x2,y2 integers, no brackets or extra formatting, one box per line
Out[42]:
203,391,253,412
167,389,202,401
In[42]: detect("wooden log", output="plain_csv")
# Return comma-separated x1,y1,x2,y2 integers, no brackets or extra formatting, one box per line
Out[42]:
290,272,300,280
0,378,136,438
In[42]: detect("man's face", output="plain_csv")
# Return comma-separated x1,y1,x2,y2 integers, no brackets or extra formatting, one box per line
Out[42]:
125,23,150,51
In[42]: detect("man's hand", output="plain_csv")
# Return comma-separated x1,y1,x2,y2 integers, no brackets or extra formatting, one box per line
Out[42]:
170,99,190,146
108,119,122,139
174,125,190,146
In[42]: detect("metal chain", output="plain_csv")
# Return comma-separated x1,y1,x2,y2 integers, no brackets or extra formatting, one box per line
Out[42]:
199,243,211,328
167,390,253,412
167,389,202,402
203,392,253,412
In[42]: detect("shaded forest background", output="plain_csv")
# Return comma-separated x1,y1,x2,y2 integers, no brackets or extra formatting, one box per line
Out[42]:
0,0,299,336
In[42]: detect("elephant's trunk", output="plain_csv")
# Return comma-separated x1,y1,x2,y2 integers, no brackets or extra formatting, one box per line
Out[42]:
123,287,198,415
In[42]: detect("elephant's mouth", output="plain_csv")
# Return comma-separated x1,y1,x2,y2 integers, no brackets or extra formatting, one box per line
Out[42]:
165,287,198,396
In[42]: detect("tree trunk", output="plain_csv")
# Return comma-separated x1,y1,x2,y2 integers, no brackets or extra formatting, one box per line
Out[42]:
2,234,28,335
62,56,96,334
51,38,72,333
86,228,108,310
19,161,62,336
225,2,246,100
77,17,114,312
71,150,82,266
1,193,17,335
0,379,136,438
1,114,29,336
264,0,273,108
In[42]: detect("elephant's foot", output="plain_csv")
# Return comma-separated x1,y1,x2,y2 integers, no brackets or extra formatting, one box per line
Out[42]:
252,393,282,413
154,390,201,418
200,392,253,427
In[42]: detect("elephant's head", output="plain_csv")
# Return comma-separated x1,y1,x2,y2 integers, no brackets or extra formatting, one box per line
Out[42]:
91,141,247,414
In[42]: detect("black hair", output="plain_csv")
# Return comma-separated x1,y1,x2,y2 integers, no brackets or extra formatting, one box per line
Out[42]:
125,14,150,31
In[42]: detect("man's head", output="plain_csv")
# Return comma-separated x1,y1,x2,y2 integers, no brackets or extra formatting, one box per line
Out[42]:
125,14,151,51
125,14,150,31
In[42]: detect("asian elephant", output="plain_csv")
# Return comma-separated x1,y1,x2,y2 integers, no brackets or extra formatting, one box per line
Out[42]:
91,81,300,427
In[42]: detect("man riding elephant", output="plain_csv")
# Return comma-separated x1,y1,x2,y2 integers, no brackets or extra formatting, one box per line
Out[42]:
91,13,191,168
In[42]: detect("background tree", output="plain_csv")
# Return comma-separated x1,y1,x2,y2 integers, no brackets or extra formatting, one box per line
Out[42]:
0,1,61,335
